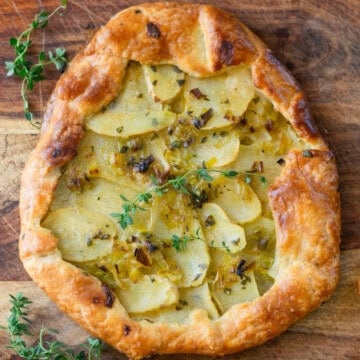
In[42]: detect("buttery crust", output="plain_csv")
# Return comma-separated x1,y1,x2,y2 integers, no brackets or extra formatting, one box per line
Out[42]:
19,3,340,359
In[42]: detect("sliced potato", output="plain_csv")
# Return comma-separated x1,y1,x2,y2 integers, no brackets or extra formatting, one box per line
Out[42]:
51,175,76,211
150,192,193,241
183,66,255,130
150,194,210,287
180,282,219,319
229,143,283,216
243,217,276,270
254,269,275,296
238,94,306,151
133,282,219,323
67,130,155,191
212,269,259,313
42,207,116,262
163,237,209,288
87,110,176,138
76,178,150,235
143,64,185,103
213,178,261,224
146,136,170,174
201,203,246,253
208,249,260,313
164,218,210,288
189,130,240,168
86,62,177,137
231,144,281,180
116,275,179,313
62,130,124,186
63,130,121,183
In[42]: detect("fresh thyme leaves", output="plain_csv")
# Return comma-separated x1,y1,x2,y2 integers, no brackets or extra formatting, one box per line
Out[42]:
221,240,231,253
171,229,231,253
171,234,197,252
111,194,148,229
111,168,268,230
5,0,68,126
0,293,102,360
244,173,252,184
111,168,239,229
244,172,267,185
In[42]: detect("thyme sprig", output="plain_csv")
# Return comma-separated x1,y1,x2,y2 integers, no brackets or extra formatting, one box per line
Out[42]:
171,228,231,253
111,168,266,230
171,228,203,252
111,168,239,229
0,293,102,360
4,0,68,126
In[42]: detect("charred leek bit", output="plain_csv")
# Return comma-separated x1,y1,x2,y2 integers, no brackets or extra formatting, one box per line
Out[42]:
4,0,67,126
0,293,102,360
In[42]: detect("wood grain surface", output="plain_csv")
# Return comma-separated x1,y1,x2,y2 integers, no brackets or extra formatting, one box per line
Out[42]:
0,0,359,359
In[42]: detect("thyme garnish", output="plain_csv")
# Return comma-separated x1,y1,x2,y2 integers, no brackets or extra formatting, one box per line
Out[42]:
4,0,68,126
111,168,266,230
111,168,238,229
244,172,267,185
171,228,231,252
0,293,102,359
171,233,200,252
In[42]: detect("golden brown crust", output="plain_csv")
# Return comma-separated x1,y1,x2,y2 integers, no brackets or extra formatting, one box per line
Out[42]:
19,2,340,358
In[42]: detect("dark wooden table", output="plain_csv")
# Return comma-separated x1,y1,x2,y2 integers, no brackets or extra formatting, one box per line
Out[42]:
0,1,359,359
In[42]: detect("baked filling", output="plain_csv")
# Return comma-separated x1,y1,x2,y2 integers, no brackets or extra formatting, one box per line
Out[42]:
43,62,306,323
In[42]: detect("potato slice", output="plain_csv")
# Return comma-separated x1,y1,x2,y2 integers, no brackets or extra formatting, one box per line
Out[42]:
254,269,275,296
213,178,261,224
163,237,209,288
42,207,116,262
189,130,240,168
146,136,170,174
243,217,276,270
133,282,219,323
116,275,179,313
180,282,219,319
150,193,193,240
183,66,255,130
87,110,176,138
229,143,283,216
76,178,150,234
212,269,259,313
143,64,185,103
208,249,260,313
63,130,121,183
66,130,155,191
150,194,210,287
51,175,76,211
201,203,246,253
86,62,176,137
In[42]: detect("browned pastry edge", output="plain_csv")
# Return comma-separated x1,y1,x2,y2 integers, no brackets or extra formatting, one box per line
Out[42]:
19,3,340,359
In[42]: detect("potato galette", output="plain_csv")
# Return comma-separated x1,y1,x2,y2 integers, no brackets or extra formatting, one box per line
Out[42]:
19,3,340,359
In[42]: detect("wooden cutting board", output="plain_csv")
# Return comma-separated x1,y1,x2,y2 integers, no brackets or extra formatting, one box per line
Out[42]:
0,0,359,359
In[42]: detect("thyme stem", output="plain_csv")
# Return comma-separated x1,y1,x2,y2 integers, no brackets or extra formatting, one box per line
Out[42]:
110,168,266,230
5,0,68,126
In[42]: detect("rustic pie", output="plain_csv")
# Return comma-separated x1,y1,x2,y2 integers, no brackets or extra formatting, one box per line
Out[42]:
19,3,340,359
